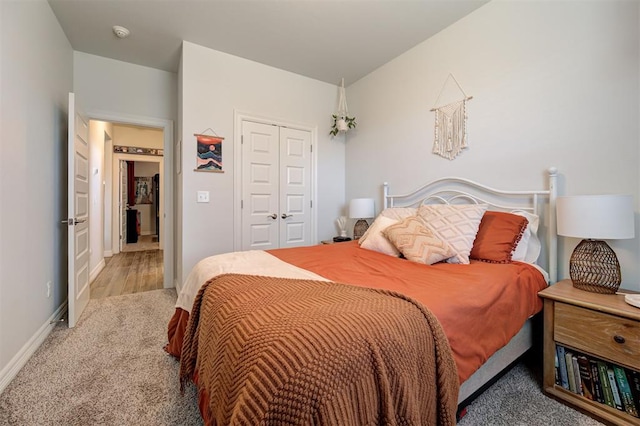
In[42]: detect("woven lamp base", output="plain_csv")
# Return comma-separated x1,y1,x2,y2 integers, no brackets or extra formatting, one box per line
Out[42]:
569,239,621,294
353,219,369,240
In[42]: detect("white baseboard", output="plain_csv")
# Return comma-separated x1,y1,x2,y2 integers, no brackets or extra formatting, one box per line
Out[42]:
104,250,113,257
0,300,67,394
89,258,106,284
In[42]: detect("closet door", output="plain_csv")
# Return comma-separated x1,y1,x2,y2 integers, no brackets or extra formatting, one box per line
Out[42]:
241,121,313,251
241,121,280,250
279,127,311,248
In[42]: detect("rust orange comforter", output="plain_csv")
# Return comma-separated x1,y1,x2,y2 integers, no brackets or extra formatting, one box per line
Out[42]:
167,241,547,384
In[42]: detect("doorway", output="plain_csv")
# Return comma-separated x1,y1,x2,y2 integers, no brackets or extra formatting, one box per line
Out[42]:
86,118,172,299
119,159,161,253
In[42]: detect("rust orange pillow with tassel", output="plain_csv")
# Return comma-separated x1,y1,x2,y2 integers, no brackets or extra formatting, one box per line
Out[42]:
470,211,529,263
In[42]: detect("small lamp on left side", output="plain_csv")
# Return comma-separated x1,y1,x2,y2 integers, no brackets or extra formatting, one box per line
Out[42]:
349,198,375,240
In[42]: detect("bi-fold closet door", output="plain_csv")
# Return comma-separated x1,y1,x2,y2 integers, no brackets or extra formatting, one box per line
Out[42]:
241,120,312,251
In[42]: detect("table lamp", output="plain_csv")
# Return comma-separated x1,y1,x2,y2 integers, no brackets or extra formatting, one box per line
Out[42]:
349,198,375,240
556,195,635,294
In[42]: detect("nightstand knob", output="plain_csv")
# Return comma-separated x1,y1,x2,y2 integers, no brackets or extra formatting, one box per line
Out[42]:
613,335,626,344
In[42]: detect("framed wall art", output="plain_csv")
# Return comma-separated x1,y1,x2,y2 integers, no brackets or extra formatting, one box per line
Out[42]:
194,133,224,173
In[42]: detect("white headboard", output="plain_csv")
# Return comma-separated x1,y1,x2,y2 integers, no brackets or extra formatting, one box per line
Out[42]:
382,167,558,282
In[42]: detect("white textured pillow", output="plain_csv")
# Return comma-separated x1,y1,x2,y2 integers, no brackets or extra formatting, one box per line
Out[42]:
359,216,400,257
380,207,418,221
417,204,488,264
359,207,417,243
511,210,542,263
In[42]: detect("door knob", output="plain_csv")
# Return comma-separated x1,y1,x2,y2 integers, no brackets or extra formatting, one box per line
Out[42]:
281,214,292,219
61,218,86,225
268,214,277,220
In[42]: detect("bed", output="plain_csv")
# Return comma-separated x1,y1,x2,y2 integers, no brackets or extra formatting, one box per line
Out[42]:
168,168,559,425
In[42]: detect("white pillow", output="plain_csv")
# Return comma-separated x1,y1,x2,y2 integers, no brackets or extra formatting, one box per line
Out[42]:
417,204,488,264
359,216,400,257
511,210,541,263
380,207,418,221
359,207,417,243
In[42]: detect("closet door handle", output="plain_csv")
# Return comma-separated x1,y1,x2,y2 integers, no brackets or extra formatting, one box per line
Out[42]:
281,214,292,219
268,214,277,220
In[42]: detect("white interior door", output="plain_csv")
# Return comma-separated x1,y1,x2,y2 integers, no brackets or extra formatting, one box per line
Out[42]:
279,127,311,248
241,121,312,250
66,93,90,328
241,121,279,250
120,160,127,251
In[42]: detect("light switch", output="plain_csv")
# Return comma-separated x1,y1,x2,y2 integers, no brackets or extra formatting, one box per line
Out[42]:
197,191,210,203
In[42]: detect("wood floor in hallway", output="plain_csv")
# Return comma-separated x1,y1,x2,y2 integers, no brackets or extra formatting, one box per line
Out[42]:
90,250,164,299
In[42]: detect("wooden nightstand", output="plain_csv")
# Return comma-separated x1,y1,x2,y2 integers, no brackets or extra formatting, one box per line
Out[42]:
321,238,352,244
539,280,640,425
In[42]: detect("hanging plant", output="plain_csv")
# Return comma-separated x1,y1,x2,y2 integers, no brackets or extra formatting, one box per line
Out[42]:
330,78,357,137
330,114,357,137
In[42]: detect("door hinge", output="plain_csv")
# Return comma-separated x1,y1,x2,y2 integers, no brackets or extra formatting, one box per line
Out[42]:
241,200,244,209
310,200,313,208
241,135,244,145
310,145,313,153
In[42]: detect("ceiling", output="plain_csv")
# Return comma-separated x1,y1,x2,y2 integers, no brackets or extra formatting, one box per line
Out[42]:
48,0,489,86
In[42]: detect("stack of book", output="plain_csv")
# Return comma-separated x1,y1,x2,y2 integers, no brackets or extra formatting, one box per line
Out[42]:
555,344,640,418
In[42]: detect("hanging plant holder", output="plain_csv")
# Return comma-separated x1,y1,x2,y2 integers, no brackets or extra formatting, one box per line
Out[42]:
330,78,357,137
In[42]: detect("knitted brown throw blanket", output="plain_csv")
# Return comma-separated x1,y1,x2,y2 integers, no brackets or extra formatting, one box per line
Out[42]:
180,274,459,425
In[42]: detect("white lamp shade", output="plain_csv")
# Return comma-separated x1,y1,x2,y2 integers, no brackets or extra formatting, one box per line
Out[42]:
556,195,635,240
349,198,375,219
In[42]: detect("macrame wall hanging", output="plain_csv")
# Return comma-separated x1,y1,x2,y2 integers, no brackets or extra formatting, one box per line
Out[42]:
430,74,473,160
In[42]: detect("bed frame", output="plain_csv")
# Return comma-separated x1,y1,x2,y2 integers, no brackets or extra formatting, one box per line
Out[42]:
382,167,558,405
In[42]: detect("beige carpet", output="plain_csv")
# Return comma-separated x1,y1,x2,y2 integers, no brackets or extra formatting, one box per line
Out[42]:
0,288,603,426
0,289,201,426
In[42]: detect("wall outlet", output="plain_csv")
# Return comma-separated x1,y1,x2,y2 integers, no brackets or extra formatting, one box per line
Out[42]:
197,191,210,203
46,281,52,298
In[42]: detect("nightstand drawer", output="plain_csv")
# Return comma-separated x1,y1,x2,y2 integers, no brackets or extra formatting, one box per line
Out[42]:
555,302,640,370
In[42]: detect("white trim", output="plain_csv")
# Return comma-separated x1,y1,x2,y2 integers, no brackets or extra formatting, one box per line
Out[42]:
174,278,182,295
104,250,113,257
85,110,174,290
89,258,106,284
233,110,318,251
0,300,68,394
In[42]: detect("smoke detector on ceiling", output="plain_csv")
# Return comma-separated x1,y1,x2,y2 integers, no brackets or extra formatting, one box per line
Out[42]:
112,26,130,39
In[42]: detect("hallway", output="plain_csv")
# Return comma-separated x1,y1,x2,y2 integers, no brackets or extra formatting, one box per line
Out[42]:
90,250,163,299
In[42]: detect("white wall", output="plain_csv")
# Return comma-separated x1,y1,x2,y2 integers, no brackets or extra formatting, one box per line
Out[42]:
176,55,184,289
88,120,112,279
179,41,345,283
74,52,177,122
0,0,73,387
346,1,640,289
133,162,160,235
